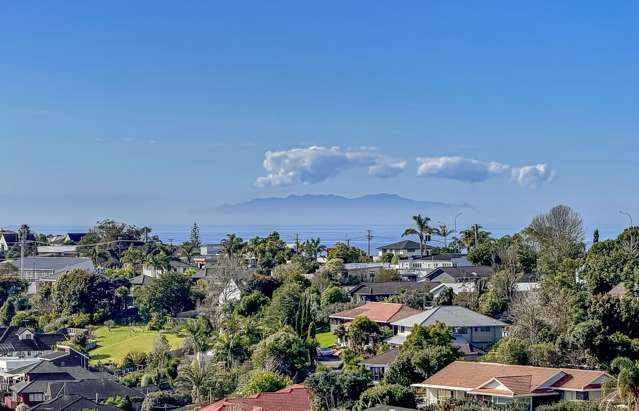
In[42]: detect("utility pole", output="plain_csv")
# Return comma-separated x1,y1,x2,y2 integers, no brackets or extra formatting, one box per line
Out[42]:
19,230,25,280
366,230,373,260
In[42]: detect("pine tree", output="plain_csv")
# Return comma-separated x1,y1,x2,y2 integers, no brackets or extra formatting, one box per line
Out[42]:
1,298,16,326
593,228,600,243
191,222,201,248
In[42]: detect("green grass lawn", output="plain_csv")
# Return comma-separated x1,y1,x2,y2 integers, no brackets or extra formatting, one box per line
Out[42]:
89,325,184,365
316,330,337,348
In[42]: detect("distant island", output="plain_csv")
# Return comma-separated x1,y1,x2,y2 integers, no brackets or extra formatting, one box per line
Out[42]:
204,193,469,224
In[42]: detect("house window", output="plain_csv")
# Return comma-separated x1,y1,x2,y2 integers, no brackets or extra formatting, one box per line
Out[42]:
452,327,467,334
480,327,491,332
29,393,44,402
576,391,589,400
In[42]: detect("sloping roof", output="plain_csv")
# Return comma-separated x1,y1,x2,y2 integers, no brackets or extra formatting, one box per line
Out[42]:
201,384,312,411
351,281,439,297
378,240,428,250
412,253,467,261
417,361,608,395
0,232,36,245
362,348,399,367
426,266,494,281
130,274,156,286
30,394,120,411
391,305,507,328
50,379,144,400
4,257,94,272
0,326,67,354
330,302,421,323
609,283,628,297
65,233,87,243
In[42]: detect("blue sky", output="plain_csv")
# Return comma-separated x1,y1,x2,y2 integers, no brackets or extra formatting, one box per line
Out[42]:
2,1,639,227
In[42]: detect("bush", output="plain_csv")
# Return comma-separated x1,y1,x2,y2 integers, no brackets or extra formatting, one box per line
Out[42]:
68,312,91,328
236,291,270,316
320,286,351,306
120,371,144,387
355,383,416,410
238,370,292,396
536,401,600,411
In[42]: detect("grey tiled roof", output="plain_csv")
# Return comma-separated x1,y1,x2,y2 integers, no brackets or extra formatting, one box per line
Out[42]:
390,305,507,328
351,281,439,296
425,266,494,280
378,240,426,250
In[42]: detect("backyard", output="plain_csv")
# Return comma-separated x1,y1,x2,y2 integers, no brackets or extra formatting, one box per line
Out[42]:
89,325,185,365
316,330,337,348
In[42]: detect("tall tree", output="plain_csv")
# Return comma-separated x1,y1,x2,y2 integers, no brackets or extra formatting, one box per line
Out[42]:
402,214,433,257
191,222,201,248
221,234,245,259
435,224,451,247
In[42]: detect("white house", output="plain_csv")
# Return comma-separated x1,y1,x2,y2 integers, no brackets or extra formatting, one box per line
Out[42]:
387,305,506,351
377,240,431,258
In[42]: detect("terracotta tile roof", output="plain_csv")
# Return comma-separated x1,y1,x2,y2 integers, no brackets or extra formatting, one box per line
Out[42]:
330,302,420,323
200,384,312,411
418,361,608,396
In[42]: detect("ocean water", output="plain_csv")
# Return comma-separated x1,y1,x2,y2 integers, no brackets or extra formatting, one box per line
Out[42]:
20,223,628,251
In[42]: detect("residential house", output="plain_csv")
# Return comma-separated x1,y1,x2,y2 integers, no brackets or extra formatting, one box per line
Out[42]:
343,262,393,282
0,346,88,391
0,231,36,253
397,253,472,280
413,361,609,409
142,259,196,277
362,348,399,382
194,244,222,268
2,257,95,285
430,282,539,299
424,266,494,283
201,384,312,411
329,302,420,333
377,240,432,259
35,245,79,257
0,327,68,358
387,305,506,352
29,394,120,411
350,281,439,302
4,360,116,408
62,233,87,244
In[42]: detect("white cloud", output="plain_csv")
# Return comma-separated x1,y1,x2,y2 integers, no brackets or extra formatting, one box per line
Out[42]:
416,156,553,188
256,146,406,187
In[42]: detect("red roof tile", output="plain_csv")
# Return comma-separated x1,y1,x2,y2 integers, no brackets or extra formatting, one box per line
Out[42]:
200,384,312,411
329,302,420,323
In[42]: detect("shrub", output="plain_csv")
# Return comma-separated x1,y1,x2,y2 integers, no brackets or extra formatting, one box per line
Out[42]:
238,370,292,396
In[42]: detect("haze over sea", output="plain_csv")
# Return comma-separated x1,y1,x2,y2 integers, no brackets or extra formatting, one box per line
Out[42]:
18,223,626,251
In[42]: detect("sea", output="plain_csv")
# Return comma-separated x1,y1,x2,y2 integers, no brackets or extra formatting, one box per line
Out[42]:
17,223,627,251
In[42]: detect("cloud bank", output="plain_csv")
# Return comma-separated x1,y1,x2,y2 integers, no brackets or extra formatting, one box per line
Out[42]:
256,146,406,187
416,156,553,187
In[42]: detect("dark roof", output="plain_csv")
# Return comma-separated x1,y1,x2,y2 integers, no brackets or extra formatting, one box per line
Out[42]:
0,326,67,354
362,348,399,367
412,253,467,261
426,266,495,281
377,240,426,250
65,233,87,243
130,274,156,286
50,379,144,400
0,231,36,245
351,281,439,297
30,394,120,411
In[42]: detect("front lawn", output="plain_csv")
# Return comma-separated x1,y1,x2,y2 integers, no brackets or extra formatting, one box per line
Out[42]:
316,330,337,348
89,325,184,365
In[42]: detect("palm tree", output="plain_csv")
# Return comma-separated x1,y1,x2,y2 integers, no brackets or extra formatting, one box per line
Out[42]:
146,251,169,274
178,360,216,405
459,224,491,250
402,214,433,257
303,238,326,259
185,317,214,368
435,224,451,247
604,357,639,411
221,234,244,259
180,241,198,264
